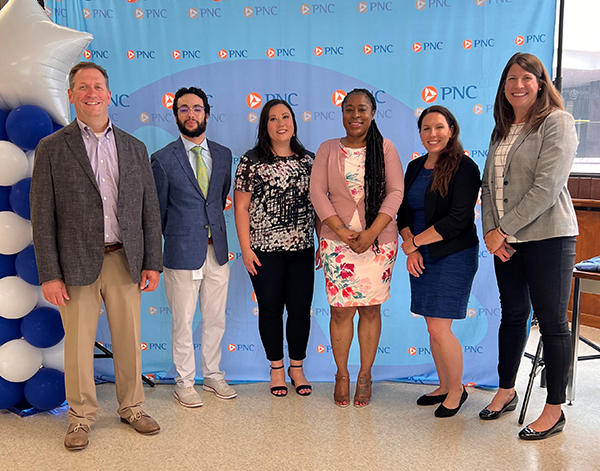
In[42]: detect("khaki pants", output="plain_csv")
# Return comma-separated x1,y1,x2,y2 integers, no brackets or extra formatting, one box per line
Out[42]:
59,249,144,426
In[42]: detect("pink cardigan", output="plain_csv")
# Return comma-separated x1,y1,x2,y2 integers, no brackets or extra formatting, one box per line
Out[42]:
310,138,404,244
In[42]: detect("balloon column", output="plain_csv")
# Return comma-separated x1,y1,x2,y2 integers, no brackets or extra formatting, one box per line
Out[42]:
0,0,93,414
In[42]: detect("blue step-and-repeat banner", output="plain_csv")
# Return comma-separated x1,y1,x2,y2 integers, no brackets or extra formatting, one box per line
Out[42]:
47,0,556,387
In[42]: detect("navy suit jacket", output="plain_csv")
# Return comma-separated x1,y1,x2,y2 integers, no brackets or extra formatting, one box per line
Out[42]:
151,137,232,269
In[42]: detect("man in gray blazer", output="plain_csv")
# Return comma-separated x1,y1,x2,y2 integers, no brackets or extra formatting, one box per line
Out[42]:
30,62,163,451
151,87,235,408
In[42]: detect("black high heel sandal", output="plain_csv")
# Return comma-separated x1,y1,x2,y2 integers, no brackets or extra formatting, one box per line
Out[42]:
288,365,312,396
270,365,288,397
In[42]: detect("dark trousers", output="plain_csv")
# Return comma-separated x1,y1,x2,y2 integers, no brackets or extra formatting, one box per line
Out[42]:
494,236,576,404
250,248,314,362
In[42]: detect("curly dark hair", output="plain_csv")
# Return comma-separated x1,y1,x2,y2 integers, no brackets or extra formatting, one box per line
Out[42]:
172,87,211,117
417,105,464,198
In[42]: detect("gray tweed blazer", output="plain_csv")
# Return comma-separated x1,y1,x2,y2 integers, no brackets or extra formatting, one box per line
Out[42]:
30,120,163,286
481,110,579,242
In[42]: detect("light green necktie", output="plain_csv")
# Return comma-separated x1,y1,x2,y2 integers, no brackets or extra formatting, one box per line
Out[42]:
191,145,211,237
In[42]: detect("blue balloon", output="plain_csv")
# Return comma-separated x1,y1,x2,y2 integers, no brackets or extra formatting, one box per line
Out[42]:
0,185,11,212
24,368,65,411
0,316,22,345
9,178,31,220
0,377,25,410
0,253,17,278
15,245,39,285
5,105,53,151
20,307,64,348
0,109,8,141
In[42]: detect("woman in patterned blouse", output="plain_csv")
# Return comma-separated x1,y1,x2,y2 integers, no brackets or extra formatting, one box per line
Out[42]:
234,99,316,397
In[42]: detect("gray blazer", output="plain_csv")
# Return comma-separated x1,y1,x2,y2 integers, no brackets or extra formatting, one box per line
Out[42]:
481,110,579,242
30,120,163,286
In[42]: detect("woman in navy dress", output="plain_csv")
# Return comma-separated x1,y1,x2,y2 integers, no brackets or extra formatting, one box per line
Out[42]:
397,105,480,417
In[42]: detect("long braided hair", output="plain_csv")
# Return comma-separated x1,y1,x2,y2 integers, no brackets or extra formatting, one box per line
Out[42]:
341,89,386,234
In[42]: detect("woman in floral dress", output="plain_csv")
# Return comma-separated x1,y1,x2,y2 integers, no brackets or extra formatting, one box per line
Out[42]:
310,89,404,407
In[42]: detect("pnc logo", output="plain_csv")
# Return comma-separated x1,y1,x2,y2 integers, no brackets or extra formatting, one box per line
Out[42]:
314,46,323,57
363,45,372,55
225,196,233,210
408,347,417,356
83,8,91,19
247,112,258,123
415,0,426,10
358,2,368,12
219,50,228,59
463,39,473,49
228,343,236,352
410,311,421,318
173,50,181,59
244,6,254,17
414,107,424,117
464,150,471,156
413,43,422,52
251,291,258,303
139,112,150,123
317,345,326,353
45,6,52,17
246,93,262,109
148,306,158,315
145,374,156,382
228,252,235,261
515,35,524,46
331,90,346,107
83,50,92,59
301,4,310,15
302,111,312,122
127,50,135,60
421,86,438,103
411,152,421,160
134,8,144,19
266,48,276,58
467,308,477,318
475,0,486,5
162,93,175,109
141,342,148,351
473,104,484,115
189,8,198,18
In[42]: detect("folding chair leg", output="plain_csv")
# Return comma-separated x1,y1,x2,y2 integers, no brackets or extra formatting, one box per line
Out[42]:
519,337,544,425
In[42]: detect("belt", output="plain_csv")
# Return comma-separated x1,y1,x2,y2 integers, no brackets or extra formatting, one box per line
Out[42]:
104,243,123,254
208,237,213,245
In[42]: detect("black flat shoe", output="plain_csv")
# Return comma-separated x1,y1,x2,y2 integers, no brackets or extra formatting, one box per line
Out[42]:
417,392,448,406
519,411,565,441
288,365,312,396
479,392,518,420
269,365,288,397
434,387,468,418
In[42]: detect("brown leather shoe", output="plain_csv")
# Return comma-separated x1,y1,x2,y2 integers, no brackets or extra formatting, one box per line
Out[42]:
120,411,160,435
64,423,90,451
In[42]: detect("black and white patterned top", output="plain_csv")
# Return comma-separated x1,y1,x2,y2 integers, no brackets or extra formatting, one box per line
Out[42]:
234,152,315,252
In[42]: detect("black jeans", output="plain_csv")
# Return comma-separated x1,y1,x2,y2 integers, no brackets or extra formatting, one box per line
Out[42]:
494,236,576,404
250,248,314,362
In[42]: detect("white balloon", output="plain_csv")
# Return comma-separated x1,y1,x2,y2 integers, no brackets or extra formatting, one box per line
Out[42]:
0,276,38,319
41,337,65,372
0,0,93,125
35,285,57,309
0,141,28,186
26,150,35,178
0,212,32,255
0,339,42,382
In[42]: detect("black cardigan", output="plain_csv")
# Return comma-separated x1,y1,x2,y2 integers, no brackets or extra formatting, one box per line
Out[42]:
397,154,481,258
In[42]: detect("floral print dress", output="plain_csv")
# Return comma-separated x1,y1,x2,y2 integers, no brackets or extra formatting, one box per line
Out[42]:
320,144,397,307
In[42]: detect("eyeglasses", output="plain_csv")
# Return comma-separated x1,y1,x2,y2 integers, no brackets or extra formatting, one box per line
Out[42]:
178,105,205,115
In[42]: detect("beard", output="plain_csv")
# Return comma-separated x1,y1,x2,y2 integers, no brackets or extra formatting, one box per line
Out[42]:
176,115,207,138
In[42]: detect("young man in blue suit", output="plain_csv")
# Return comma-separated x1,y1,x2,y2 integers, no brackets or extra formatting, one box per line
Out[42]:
151,87,235,407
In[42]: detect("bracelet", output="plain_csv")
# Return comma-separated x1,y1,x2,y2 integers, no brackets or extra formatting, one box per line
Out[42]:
412,236,420,248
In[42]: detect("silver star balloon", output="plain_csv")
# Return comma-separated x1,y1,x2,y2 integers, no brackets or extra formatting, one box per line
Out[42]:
0,0,93,125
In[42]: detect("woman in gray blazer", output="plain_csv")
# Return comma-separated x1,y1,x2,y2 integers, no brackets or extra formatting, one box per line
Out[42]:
480,53,578,440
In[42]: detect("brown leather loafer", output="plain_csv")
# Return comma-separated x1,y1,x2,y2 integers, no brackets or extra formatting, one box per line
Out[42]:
64,423,90,451
120,411,160,435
